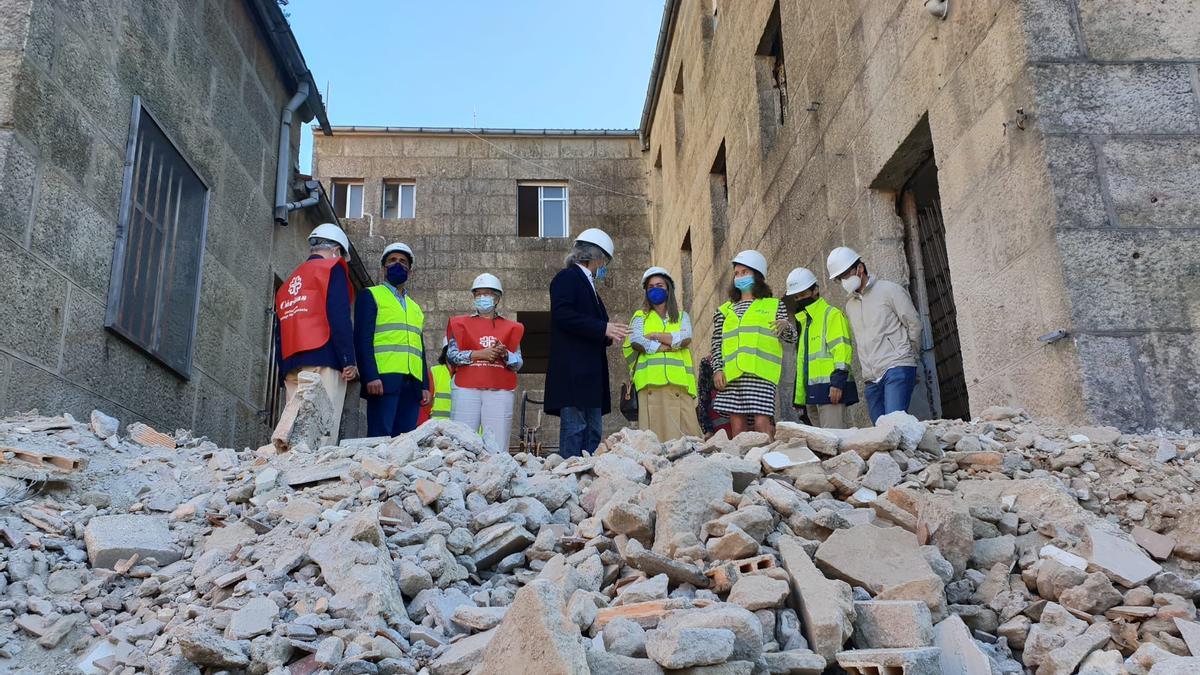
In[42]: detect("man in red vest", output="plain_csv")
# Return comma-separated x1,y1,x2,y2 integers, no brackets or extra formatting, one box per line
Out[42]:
272,223,358,446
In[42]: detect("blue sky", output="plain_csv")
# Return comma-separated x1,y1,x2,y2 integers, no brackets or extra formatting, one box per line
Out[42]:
286,1,666,172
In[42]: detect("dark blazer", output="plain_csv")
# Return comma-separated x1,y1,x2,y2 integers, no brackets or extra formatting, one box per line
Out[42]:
544,265,611,416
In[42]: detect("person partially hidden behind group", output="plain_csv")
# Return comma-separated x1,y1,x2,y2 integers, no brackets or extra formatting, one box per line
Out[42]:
446,273,524,453
710,250,796,441
624,266,701,442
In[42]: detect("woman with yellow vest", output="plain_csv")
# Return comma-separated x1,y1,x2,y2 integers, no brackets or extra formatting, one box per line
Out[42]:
711,250,796,440
429,340,454,420
446,273,524,453
624,267,701,441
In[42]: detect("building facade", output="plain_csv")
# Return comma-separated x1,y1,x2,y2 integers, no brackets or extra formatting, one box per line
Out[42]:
0,0,357,448
639,0,1200,431
312,128,651,448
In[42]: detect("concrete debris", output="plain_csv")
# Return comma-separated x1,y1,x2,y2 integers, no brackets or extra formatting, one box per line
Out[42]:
0,409,1196,674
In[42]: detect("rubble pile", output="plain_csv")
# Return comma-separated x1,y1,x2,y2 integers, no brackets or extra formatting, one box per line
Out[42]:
1,407,1200,674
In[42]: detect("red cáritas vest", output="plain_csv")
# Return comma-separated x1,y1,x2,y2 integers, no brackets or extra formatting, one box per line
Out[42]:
447,315,524,391
276,257,354,360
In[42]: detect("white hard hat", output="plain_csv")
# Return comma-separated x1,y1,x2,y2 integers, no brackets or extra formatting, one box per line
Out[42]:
641,266,673,286
827,246,861,280
732,250,768,277
786,267,818,295
381,242,414,266
471,273,503,294
574,227,614,259
308,223,350,260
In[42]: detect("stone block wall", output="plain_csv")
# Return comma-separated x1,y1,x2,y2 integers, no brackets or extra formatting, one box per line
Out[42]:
644,0,1092,427
0,0,318,448
312,131,650,448
1025,0,1200,430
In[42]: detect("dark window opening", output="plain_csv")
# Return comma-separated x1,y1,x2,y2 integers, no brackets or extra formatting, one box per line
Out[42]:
516,311,552,374
709,140,728,250
702,0,719,42
755,1,787,148
105,96,209,378
265,275,285,427
673,66,685,153
517,183,568,238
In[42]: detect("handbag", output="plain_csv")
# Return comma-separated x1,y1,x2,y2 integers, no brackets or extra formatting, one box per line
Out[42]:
619,382,638,422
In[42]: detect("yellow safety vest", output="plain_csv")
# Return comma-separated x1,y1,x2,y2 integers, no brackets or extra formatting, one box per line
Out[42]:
430,364,453,418
719,298,784,384
794,297,854,404
367,286,424,380
622,310,697,397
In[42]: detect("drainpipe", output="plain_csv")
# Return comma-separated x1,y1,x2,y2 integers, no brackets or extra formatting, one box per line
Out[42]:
285,180,321,212
274,81,311,225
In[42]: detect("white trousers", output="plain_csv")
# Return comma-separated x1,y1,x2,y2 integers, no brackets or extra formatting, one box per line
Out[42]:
451,388,515,454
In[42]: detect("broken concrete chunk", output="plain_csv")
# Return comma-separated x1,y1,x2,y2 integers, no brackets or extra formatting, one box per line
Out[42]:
226,596,278,640
177,627,250,668
1084,526,1163,587
815,523,935,594
840,426,901,459
84,515,180,569
835,647,941,675
646,627,736,669
852,600,933,649
307,505,406,626
727,575,789,611
933,614,992,675
652,455,732,557
778,535,854,662
476,579,589,674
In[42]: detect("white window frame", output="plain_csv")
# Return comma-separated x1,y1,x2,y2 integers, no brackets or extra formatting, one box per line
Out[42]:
332,180,364,219
520,181,570,238
382,180,416,219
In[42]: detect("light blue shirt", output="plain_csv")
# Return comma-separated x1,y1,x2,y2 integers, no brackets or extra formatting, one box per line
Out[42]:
630,310,692,355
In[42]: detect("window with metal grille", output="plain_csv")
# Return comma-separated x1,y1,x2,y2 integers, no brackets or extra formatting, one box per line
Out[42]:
105,97,209,378
516,183,568,238
382,180,415,219
331,180,364,218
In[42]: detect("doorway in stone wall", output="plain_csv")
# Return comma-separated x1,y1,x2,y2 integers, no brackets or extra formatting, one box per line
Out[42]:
899,158,970,420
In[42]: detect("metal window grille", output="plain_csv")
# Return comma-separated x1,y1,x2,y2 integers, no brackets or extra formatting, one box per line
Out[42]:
105,97,210,378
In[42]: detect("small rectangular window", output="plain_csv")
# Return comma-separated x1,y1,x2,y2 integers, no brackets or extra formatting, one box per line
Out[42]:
710,140,729,249
755,1,787,147
517,183,569,238
382,181,416,219
105,96,210,377
515,311,552,374
673,67,685,153
332,180,364,218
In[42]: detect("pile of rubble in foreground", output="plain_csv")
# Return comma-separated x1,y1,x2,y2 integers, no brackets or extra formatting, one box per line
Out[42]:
1,408,1200,675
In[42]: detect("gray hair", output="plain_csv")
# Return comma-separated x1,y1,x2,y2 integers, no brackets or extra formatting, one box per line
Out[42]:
564,241,609,268
308,237,343,256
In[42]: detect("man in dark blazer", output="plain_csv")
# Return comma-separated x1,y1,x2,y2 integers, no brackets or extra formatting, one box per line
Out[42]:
544,228,630,457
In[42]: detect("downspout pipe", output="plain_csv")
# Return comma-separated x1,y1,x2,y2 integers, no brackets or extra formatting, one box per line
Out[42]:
285,180,321,212
274,81,311,225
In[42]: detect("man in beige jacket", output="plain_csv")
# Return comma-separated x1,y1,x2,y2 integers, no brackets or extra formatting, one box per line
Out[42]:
827,247,923,423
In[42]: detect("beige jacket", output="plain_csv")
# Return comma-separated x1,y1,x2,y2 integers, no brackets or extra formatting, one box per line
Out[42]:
843,276,923,383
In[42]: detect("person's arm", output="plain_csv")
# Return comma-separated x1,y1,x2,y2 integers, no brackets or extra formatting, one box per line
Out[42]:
775,300,798,344
326,266,356,368
829,310,853,392
507,346,523,371
670,312,693,350
353,291,379,383
710,310,725,370
890,283,924,354
550,272,608,343
629,314,658,354
447,336,473,367
420,334,430,392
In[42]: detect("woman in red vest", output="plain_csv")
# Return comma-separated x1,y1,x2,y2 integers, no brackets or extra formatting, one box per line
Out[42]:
445,273,524,453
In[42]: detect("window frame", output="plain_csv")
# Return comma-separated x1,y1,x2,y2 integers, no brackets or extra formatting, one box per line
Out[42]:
331,179,365,218
105,95,211,379
517,181,570,238
382,179,416,219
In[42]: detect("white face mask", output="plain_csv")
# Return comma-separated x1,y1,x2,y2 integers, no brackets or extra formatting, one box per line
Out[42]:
841,275,862,295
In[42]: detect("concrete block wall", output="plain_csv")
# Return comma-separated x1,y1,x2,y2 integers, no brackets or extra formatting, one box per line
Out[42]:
312,131,651,448
644,0,1090,427
0,0,316,448
1024,0,1200,431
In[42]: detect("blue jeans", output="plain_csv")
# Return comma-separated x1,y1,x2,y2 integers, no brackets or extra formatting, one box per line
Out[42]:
367,377,423,437
559,406,602,458
865,366,917,424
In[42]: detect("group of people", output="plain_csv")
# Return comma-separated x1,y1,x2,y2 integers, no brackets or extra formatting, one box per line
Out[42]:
272,222,925,458
272,223,523,453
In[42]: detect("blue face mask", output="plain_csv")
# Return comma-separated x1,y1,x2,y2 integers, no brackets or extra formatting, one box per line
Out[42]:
646,287,668,305
734,275,755,292
386,263,409,286
596,266,607,281
474,296,496,313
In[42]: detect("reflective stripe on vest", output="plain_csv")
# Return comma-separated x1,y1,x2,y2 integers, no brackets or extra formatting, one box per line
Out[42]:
430,364,453,418
367,286,424,380
719,298,784,385
622,310,697,397
794,297,855,404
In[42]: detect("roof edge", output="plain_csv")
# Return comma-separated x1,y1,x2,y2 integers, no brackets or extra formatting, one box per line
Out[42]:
323,126,640,138
638,0,682,150
244,0,333,135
